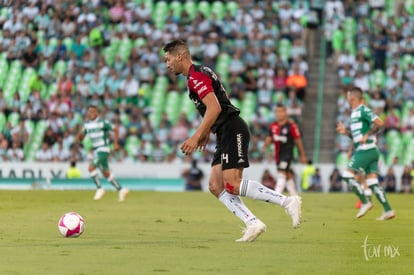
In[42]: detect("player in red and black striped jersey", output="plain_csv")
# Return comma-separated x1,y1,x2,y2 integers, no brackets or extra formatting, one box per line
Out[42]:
263,104,307,195
163,39,302,242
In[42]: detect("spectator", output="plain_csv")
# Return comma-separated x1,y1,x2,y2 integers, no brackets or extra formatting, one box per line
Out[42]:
384,108,400,132
329,167,343,192
401,166,413,193
10,118,31,145
301,160,316,191
36,142,53,162
0,133,9,161
182,159,204,191
383,167,397,192
22,44,39,70
286,64,307,101
308,168,323,192
7,141,25,162
66,161,82,179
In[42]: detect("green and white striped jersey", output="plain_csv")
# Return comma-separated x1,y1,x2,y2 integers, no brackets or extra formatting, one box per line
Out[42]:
349,104,378,151
83,118,113,153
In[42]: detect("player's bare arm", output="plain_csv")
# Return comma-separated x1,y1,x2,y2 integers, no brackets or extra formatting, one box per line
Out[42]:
113,124,120,151
294,137,307,164
336,122,352,138
181,92,221,155
78,128,85,142
361,117,384,144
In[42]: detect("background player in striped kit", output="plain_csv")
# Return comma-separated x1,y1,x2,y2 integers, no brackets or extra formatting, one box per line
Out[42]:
78,105,129,202
336,87,394,220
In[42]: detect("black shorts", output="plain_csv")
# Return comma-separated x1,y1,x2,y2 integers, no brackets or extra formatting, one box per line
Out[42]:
212,116,250,170
277,156,293,172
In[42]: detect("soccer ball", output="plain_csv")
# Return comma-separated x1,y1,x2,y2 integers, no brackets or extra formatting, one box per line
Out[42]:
58,212,85,238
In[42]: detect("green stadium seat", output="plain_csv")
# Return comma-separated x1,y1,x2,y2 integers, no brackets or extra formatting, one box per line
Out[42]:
226,1,239,17
169,1,182,18
278,39,292,62
8,112,20,127
133,37,147,48
183,1,197,19
0,112,6,131
197,1,211,18
370,69,386,88
211,1,225,19
120,113,130,126
53,60,67,77
401,54,413,71
63,37,74,52
164,91,181,123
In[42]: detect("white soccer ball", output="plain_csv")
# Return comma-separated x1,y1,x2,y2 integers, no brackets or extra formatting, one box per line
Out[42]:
58,212,85,238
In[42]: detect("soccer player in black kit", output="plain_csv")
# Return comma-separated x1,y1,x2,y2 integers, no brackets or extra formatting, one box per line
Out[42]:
262,104,308,195
163,39,302,242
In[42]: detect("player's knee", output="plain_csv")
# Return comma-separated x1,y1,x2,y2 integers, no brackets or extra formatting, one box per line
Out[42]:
102,171,110,178
208,180,222,197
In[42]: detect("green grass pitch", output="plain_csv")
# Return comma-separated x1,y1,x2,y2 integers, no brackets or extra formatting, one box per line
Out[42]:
0,191,412,275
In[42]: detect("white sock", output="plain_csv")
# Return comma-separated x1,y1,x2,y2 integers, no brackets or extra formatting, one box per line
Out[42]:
275,172,287,194
239,179,288,207
286,178,298,196
218,191,257,226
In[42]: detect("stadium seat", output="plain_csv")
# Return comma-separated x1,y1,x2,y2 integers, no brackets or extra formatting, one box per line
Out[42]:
226,1,239,17
183,1,197,19
370,69,386,88
8,112,20,127
278,39,292,62
53,60,68,77
164,91,181,124
0,112,6,131
197,1,211,18
169,1,182,18
211,1,225,19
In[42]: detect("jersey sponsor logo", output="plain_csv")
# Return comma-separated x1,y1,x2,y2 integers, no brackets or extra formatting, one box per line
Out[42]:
282,128,288,135
272,134,288,143
236,133,244,158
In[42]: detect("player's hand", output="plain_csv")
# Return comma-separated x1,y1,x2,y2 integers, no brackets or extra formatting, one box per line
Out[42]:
300,155,307,164
360,134,368,144
197,134,209,151
336,122,346,135
181,135,199,155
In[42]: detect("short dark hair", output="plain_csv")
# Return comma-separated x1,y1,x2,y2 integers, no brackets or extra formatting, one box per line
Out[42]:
276,103,286,110
348,86,363,100
163,39,190,56
88,105,98,110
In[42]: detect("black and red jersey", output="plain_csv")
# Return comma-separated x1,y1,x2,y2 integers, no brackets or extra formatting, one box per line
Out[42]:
268,120,301,162
187,64,240,133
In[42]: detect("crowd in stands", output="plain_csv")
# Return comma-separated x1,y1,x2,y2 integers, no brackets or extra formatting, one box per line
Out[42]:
0,0,313,165
332,0,414,191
